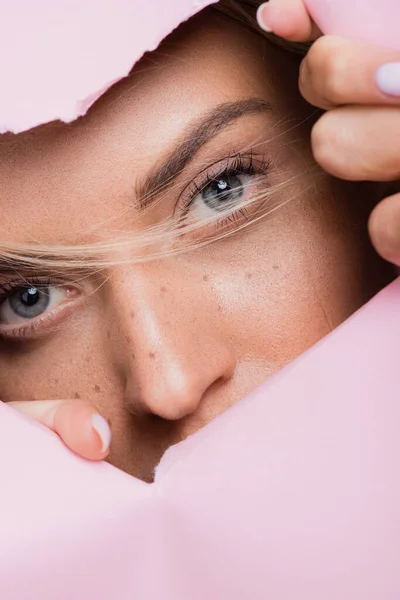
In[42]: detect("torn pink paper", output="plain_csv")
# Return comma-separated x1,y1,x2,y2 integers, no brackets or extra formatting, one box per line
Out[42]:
0,279,399,599
0,0,217,134
305,0,400,50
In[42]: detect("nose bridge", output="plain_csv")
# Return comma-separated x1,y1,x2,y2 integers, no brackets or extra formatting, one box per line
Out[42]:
115,261,205,353
109,262,236,420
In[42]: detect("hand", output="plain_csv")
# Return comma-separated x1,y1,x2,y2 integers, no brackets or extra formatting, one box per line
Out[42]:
8,399,111,460
257,0,400,267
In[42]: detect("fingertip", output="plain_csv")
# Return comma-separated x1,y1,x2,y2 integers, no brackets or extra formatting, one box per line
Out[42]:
368,193,400,266
54,401,110,461
257,0,319,42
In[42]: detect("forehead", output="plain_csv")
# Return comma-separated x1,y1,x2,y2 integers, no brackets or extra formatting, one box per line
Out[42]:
0,11,299,244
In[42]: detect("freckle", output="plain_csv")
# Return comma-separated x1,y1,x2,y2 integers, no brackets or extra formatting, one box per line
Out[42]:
203,274,209,282
94,384,101,393
74,392,81,399
160,286,167,293
218,305,223,313
246,272,253,280
130,310,135,319
54,378,59,385
107,330,111,339
149,351,156,359
131,353,135,360
125,335,132,344
86,356,90,363
273,264,279,270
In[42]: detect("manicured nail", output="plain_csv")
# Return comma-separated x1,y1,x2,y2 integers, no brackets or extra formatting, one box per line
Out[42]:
91,414,111,453
256,2,273,33
376,62,400,96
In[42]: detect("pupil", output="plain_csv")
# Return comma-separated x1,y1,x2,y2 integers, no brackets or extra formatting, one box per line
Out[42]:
21,287,40,306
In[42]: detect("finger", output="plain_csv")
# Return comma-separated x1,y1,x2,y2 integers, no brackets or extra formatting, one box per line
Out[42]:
311,106,400,181
369,192,400,267
299,36,400,110
9,399,111,461
257,0,321,42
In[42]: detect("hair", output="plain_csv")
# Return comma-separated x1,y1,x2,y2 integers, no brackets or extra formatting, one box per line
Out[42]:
0,0,313,276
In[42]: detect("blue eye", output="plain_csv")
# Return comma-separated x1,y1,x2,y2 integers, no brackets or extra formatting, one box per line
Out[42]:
0,284,67,325
190,171,253,222
9,286,50,319
177,153,270,238
201,173,244,212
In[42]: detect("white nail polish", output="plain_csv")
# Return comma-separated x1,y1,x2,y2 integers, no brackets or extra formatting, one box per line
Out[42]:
91,414,111,453
256,3,272,33
376,62,400,96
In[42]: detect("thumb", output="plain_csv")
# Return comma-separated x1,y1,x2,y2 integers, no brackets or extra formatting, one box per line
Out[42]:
8,399,111,461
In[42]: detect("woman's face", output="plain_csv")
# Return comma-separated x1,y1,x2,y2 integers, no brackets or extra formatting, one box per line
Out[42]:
0,10,391,480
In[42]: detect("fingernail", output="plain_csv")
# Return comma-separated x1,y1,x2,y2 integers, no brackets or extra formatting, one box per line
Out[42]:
376,62,400,96
91,414,111,453
256,2,273,33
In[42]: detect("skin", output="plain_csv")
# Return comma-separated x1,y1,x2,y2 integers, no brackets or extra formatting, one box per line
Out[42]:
0,10,393,481
258,0,400,264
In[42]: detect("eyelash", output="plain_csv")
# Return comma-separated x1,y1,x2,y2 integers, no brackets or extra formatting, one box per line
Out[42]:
0,277,77,341
178,152,270,229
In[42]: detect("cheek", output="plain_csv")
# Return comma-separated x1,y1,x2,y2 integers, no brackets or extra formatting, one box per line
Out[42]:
208,243,331,368
203,190,368,369
0,310,121,408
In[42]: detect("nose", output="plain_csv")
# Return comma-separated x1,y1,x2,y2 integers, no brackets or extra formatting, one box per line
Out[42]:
108,264,237,421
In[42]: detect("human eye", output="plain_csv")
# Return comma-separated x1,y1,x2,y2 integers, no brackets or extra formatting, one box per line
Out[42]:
0,278,80,340
176,152,270,238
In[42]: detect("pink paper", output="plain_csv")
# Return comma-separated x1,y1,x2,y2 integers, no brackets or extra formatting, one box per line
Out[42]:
304,0,400,50
0,0,217,134
0,280,399,599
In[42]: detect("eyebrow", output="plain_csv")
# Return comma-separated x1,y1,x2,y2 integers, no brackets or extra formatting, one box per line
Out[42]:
0,100,272,275
138,97,272,209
